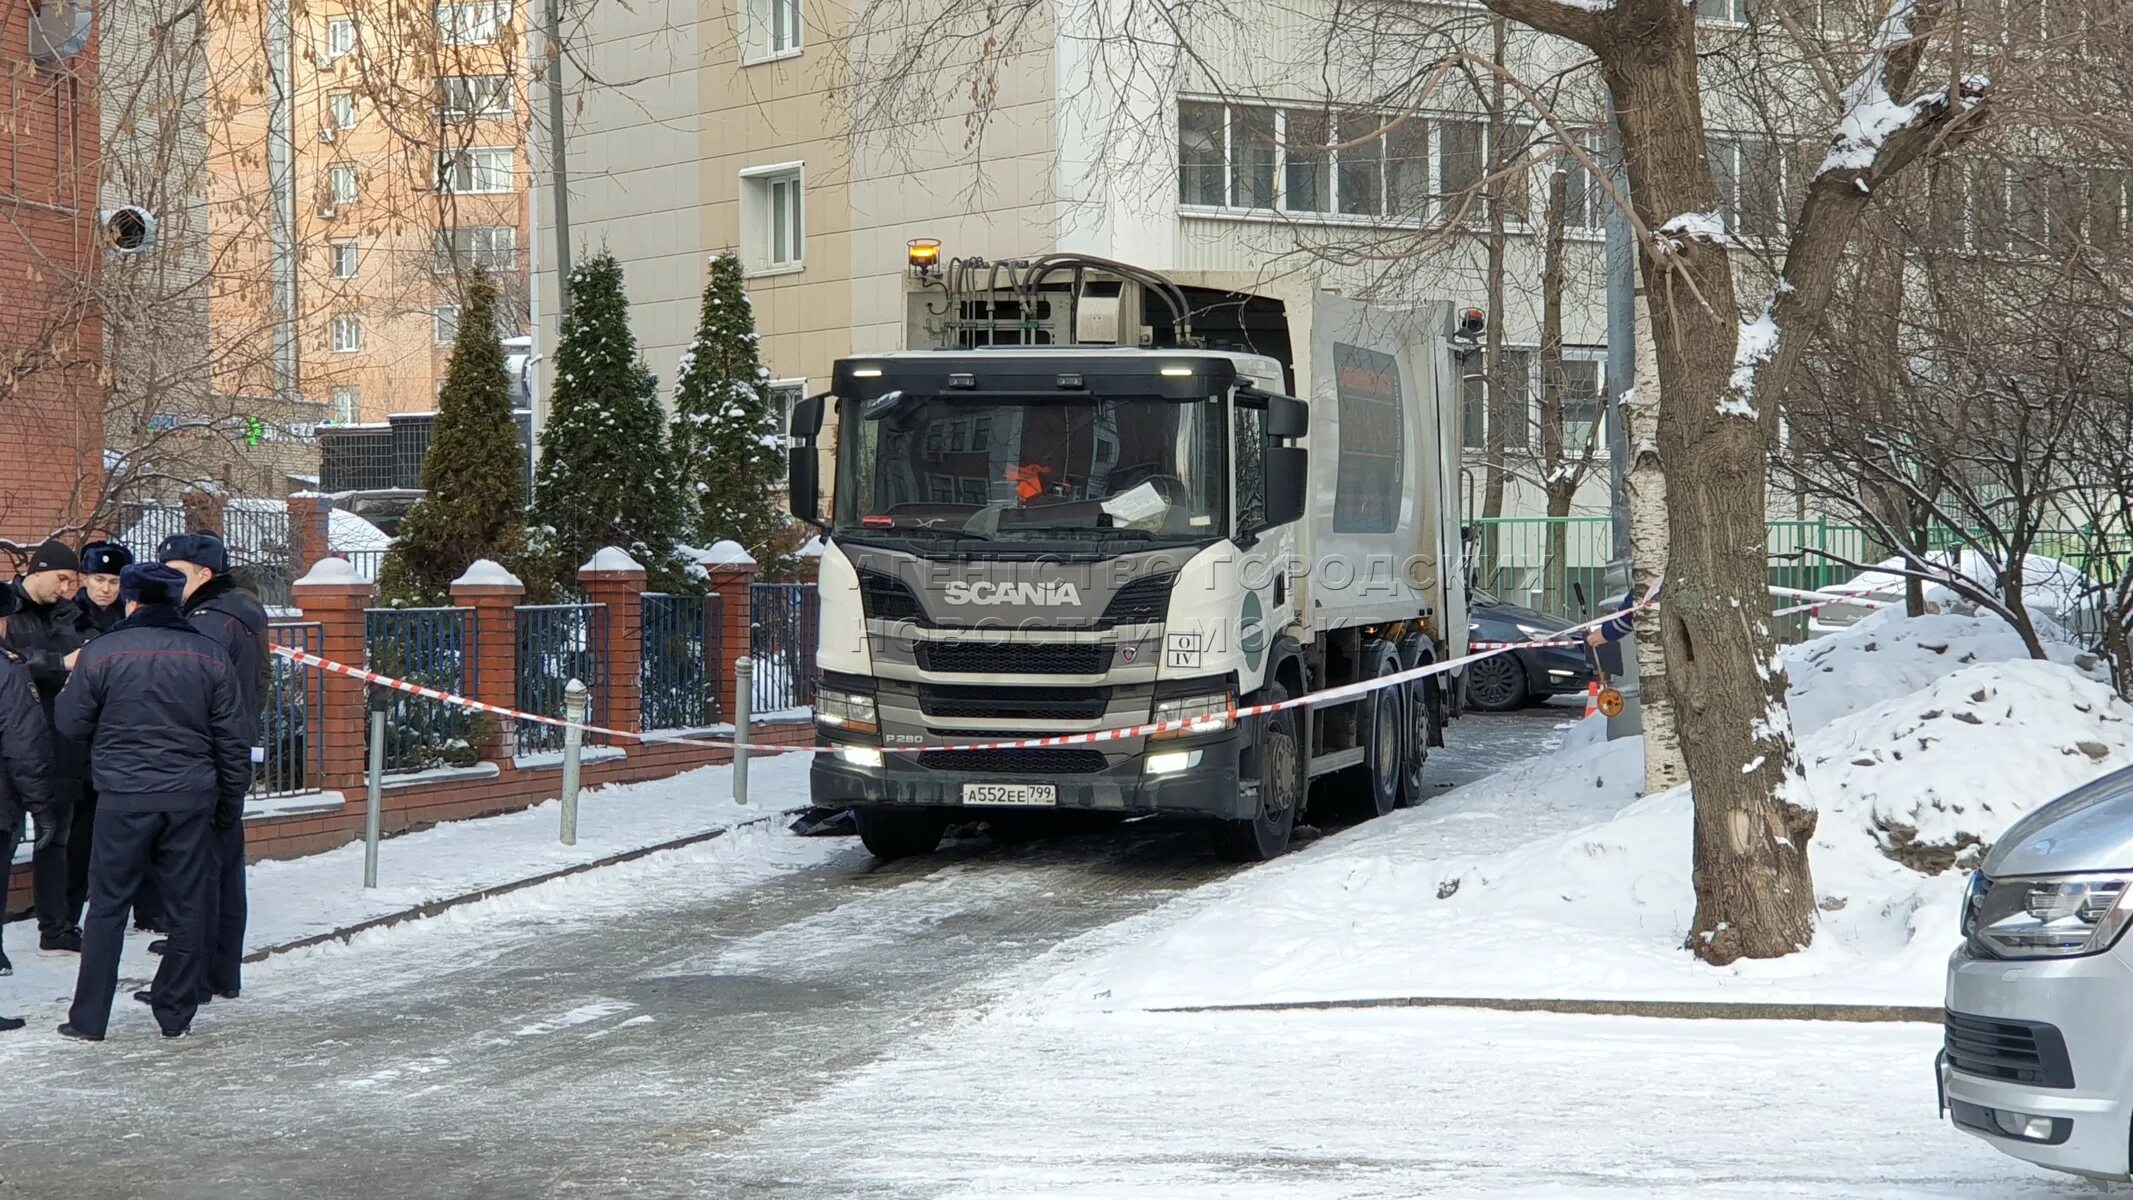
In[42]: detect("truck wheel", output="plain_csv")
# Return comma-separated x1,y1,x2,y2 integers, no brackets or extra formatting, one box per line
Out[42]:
1212,683,1301,862
1397,677,1435,808
854,807,949,861
1321,648,1404,822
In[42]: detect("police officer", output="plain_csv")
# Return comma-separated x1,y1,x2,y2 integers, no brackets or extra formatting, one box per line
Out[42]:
160,532,264,1003
0,588,56,1025
75,541,132,635
0,538,86,955
54,563,250,1041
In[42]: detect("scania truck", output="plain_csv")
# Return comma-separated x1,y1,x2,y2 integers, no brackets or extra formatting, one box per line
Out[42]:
787,255,1472,862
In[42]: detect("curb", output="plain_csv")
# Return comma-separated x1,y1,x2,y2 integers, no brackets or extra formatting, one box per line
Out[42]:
1147,995,1943,1024
240,810,798,965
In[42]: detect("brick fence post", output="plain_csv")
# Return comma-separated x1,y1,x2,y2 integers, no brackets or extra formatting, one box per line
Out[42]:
181,486,227,536
291,558,375,794
450,560,525,762
700,541,760,721
286,492,333,576
577,548,646,741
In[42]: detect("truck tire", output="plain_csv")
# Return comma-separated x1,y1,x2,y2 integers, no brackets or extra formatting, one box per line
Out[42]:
1396,675,1435,808
1320,646,1404,822
854,807,949,861
1212,683,1302,862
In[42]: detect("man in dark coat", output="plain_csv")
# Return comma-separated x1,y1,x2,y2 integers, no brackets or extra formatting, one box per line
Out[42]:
69,540,135,926
0,587,57,1027
0,538,86,955
161,532,263,1003
54,563,250,1041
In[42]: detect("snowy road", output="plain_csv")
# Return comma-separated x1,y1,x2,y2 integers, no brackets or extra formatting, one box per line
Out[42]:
0,705,2075,1198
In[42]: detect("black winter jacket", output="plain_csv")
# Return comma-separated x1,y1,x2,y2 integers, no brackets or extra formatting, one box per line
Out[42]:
185,575,268,748
76,589,124,636
3,579,89,778
0,651,54,832
53,606,251,815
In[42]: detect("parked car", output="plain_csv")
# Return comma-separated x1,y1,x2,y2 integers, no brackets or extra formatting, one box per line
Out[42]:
1462,589,1600,712
1940,763,2133,1181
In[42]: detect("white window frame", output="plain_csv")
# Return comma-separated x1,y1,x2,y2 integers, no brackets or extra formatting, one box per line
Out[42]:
435,1,505,45
328,163,359,205
326,16,358,58
1696,0,1752,24
436,146,515,194
331,240,360,279
435,304,461,345
330,315,363,353
738,162,806,276
435,225,518,271
767,378,807,447
328,90,357,130
437,74,512,119
331,386,360,423
741,0,804,64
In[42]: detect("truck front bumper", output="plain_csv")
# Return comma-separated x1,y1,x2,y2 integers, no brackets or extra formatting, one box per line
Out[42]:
811,729,1250,821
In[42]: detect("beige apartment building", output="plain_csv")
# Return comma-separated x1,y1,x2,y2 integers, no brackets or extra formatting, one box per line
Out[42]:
209,0,536,429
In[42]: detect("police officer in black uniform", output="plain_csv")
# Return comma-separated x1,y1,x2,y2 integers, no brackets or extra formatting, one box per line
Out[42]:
0,538,87,955
55,563,250,1041
161,532,264,1003
0,588,56,1025
69,540,134,926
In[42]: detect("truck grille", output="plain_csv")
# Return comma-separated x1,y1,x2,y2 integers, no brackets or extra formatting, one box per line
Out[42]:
915,641,1109,675
858,570,927,624
1943,1011,2076,1088
1098,572,1175,627
919,684,1111,721
917,747,1109,774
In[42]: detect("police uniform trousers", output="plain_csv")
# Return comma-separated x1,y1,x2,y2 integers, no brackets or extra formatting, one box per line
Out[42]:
198,816,246,1000
68,807,210,1038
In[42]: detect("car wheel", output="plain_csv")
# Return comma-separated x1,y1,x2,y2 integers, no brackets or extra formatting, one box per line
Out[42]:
854,807,949,860
1463,653,1529,712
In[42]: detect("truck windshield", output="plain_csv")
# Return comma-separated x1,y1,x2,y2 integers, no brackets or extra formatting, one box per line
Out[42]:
838,394,1225,543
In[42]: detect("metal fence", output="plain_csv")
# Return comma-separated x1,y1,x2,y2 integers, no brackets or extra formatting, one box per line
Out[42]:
364,607,476,772
749,583,819,713
514,603,608,755
256,621,326,798
641,593,724,730
116,500,296,608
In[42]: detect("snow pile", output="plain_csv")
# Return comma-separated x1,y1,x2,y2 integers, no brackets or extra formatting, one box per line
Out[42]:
329,507,393,553
453,558,522,588
1820,550,2098,633
1784,606,2101,734
1048,612,2133,1011
295,557,367,586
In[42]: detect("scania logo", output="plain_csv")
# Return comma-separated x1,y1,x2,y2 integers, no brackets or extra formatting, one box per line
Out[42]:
941,581,1084,606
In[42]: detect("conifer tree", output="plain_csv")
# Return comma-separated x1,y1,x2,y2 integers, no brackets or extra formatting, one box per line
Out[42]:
670,253,790,563
530,250,688,589
378,273,526,605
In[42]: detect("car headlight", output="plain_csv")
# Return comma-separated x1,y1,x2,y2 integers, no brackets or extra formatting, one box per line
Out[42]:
815,686,878,736
1967,872,2133,959
1151,690,1234,740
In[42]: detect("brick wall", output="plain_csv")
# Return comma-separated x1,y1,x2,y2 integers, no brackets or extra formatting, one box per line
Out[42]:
0,5,105,536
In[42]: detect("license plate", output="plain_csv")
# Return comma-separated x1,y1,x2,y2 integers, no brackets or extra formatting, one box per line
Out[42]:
961,783,1057,807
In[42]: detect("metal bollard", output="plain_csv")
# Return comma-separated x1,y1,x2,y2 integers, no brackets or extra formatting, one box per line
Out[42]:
732,656,753,806
559,678,588,845
364,684,387,888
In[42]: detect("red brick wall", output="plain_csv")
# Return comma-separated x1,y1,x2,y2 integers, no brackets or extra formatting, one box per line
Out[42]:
0,6,104,536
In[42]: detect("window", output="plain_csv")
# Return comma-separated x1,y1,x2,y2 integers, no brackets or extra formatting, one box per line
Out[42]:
331,315,363,353
1708,135,1791,239
1233,402,1266,533
331,241,359,279
1337,110,1384,217
1561,357,1606,453
744,0,803,60
326,16,357,57
1178,101,1225,207
437,75,511,117
435,304,460,345
332,386,360,423
739,164,805,273
328,163,358,205
1461,348,1531,451
436,147,514,194
436,1,505,45
328,91,356,130
1557,132,1611,231
768,379,807,447
1283,108,1329,214
434,225,517,270
1697,0,1752,21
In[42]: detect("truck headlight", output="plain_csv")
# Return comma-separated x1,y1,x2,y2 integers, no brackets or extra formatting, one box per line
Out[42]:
1152,690,1234,740
816,686,878,736
1969,872,2133,959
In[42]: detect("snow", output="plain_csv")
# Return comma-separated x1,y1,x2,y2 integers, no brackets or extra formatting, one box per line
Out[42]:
796,535,825,559
579,546,644,574
295,556,367,586
682,539,756,567
329,507,393,553
1722,306,1780,417
452,557,523,588
1814,550,2100,637
1820,0,1928,175
1046,610,2131,1012
1656,210,1730,246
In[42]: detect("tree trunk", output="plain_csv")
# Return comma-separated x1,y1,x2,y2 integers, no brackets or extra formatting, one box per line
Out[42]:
1539,170,1571,614
1607,44,1816,965
1625,287,1683,798
1478,17,1513,595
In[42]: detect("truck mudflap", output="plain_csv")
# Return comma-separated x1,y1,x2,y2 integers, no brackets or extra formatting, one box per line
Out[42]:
811,730,1249,820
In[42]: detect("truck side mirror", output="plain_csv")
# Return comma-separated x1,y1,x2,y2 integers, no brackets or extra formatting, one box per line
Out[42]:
1266,395,1308,439
788,393,828,527
1265,446,1307,528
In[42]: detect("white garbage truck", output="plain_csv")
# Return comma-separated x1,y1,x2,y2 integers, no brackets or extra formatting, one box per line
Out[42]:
786,256,1473,861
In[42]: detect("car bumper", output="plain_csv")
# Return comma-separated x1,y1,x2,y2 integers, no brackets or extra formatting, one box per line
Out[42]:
1523,646,1596,695
810,727,1251,820
1941,946,2133,1181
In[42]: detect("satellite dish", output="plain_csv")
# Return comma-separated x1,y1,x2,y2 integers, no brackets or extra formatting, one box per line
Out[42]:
29,0,93,62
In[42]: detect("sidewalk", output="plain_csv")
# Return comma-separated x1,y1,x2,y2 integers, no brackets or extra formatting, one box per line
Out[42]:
1,753,814,1018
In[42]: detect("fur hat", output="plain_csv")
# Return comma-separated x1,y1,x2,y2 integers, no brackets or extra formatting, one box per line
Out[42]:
156,531,229,576
80,541,134,578
25,538,80,576
119,563,189,608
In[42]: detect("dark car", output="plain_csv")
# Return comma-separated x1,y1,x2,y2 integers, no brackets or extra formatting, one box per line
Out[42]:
1463,590,1605,712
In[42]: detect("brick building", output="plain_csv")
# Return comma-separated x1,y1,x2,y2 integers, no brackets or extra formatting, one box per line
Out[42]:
0,1,104,538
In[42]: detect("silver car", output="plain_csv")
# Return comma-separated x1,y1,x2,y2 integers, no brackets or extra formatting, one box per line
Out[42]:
1941,764,2133,1181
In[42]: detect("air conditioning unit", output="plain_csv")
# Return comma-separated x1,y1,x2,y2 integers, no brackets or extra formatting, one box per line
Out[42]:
29,0,93,63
